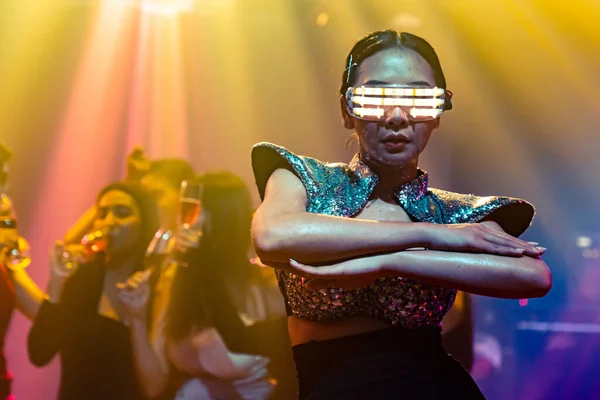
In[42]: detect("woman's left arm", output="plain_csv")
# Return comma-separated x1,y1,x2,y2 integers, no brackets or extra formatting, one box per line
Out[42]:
285,221,551,299
117,270,168,399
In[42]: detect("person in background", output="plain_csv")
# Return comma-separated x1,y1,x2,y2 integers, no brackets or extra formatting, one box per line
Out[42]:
441,291,474,372
28,181,160,400
0,143,46,399
117,172,288,399
64,147,194,247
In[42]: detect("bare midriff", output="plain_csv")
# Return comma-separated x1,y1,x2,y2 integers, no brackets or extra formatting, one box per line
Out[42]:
288,315,391,345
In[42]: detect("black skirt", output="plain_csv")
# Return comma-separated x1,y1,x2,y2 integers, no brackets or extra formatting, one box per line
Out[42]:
293,326,485,400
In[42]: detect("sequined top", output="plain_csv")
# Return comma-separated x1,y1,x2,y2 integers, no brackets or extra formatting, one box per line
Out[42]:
251,142,535,328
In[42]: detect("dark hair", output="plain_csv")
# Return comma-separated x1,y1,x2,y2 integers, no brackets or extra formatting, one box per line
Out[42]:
165,171,255,347
96,181,160,270
149,158,195,190
340,30,451,110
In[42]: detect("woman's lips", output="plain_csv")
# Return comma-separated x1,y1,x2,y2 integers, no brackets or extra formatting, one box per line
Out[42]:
382,135,410,152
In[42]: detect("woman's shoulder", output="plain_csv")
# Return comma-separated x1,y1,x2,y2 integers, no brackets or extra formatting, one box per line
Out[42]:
251,142,350,201
251,142,346,171
429,188,535,237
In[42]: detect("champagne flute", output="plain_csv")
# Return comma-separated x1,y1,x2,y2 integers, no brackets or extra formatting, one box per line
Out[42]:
145,179,203,268
178,180,203,229
174,180,204,261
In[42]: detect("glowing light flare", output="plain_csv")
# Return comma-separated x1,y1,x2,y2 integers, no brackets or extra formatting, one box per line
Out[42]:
140,0,194,16
576,236,593,248
147,16,189,158
352,95,444,108
353,86,445,97
30,0,139,234
519,299,529,307
316,12,330,27
409,108,443,119
352,107,442,120
353,107,385,118
582,249,600,259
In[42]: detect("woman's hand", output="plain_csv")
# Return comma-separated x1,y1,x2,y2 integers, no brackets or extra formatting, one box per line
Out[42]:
227,353,270,379
47,241,86,303
116,269,152,322
125,146,151,181
425,221,545,257
174,226,202,253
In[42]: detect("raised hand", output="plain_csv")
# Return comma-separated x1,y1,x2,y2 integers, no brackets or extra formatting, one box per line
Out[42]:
116,269,152,321
174,226,202,253
50,241,92,278
47,241,87,303
125,146,151,181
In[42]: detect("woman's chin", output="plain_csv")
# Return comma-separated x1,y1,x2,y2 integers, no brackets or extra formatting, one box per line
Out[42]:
372,152,415,169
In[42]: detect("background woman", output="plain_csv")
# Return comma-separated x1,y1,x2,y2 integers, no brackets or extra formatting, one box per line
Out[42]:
28,181,160,400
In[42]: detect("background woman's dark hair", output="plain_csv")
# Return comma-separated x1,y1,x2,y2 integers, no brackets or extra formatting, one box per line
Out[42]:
165,171,256,350
96,181,161,271
149,158,195,190
340,30,451,110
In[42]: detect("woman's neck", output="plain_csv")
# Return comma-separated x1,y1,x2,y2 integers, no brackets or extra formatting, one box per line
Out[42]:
361,153,419,201
104,254,138,282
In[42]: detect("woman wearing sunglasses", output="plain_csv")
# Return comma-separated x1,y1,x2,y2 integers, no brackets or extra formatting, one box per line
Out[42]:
250,30,551,399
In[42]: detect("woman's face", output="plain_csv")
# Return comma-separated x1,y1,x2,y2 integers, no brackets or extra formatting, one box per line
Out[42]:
342,48,440,168
94,190,142,257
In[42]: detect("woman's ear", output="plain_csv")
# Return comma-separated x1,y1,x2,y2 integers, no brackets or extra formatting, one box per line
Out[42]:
339,95,354,130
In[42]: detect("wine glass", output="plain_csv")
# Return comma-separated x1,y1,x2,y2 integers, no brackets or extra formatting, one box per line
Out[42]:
80,229,109,253
0,217,31,271
56,228,109,274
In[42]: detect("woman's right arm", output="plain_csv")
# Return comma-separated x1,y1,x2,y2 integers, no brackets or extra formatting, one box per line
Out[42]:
63,206,96,245
167,328,267,381
252,169,541,265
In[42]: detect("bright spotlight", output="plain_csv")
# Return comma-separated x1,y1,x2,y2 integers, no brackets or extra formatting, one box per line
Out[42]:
316,12,329,27
576,236,593,248
140,0,194,16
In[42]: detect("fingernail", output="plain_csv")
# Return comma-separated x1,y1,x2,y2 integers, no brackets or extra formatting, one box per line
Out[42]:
527,242,539,246
516,248,525,252
536,246,547,251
